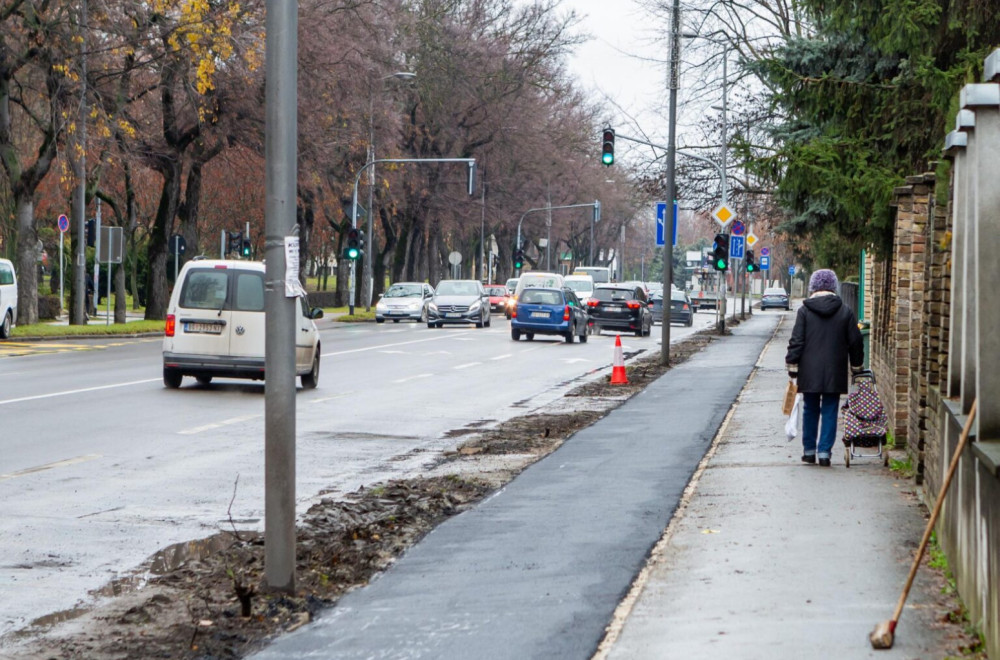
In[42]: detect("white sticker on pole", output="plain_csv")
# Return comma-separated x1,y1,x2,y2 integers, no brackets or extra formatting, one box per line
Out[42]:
284,236,307,297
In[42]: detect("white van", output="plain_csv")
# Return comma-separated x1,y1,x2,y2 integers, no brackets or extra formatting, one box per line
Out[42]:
513,271,564,300
162,260,323,389
0,258,17,339
563,274,595,304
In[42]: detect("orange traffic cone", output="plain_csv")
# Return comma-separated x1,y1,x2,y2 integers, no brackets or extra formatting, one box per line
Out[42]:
611,334,628,385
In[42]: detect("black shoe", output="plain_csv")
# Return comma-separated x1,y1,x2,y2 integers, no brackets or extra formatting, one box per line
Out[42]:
801,454,816,464
818,458,831,467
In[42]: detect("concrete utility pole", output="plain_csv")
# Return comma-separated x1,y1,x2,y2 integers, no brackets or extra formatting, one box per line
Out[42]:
263,0,298,594
72,0,88,326
660,0,681,365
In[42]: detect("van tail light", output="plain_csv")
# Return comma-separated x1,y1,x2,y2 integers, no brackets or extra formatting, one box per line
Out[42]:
626,300,641,310
510,305,517,319
165,314,176,337
682,303,690,311
587,299,599,308
563,305,571,321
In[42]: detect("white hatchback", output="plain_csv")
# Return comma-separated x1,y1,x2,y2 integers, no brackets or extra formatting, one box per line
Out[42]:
162,260,323,389
0,258,16,339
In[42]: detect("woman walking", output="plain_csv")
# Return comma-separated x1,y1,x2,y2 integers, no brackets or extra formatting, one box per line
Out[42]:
786,269,865,466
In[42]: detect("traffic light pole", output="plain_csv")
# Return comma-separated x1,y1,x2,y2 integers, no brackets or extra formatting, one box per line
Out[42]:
351,157,476,314
515,202,599,274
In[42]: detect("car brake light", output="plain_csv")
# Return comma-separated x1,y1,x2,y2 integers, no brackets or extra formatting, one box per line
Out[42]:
214,264,228,269
626,300,641,310
165,314,176,337
563,305,571,321
682,304,689,311
511,305,517,319
587,299,599,307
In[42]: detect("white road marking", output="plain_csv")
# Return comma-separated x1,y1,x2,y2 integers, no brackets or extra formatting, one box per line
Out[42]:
562,358,590,364
321,332,470,358
0,378,161,407
490,354,512,361
310,391,356,403
453,362,481,370
378,350,406,355
0,454,102,482
393,373,432,384
178,414,260,435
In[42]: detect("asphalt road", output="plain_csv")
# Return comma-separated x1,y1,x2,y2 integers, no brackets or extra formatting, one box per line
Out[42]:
0,310,714,641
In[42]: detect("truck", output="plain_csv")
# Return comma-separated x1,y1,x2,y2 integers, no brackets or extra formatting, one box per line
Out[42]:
685,250,721,311
571,266,612,285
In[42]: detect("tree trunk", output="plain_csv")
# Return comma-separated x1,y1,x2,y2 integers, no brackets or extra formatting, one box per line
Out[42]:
178,160,202,263
15,195,38,325
144,162,182,320
114,263,126,324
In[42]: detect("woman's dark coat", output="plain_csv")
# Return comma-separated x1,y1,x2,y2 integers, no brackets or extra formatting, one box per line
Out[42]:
785,294,864,394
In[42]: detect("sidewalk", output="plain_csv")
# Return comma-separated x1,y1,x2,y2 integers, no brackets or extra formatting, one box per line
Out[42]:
602,313,954,659
251,312,958,659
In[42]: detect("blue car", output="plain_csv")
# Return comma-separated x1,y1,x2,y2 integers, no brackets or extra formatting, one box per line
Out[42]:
510,287,589,343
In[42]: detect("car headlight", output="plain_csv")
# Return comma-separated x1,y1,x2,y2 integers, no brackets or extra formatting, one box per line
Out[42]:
469,300,482,312
408,300,422,309
428,302,438,312
376,301,387,312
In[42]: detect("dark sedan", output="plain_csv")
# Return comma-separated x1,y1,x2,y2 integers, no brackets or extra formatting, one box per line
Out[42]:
649,290,694,326
587,284,653,337
761,287,790,310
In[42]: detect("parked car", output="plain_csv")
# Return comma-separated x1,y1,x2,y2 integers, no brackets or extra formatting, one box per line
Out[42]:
0,258,16,339
650,289,694,326
162,260,323,389
761,287,790,311
510,287,588,343
587,284,653,337
486,285,509,312
427,279,491,328
375,282,434,323
563,274,595,305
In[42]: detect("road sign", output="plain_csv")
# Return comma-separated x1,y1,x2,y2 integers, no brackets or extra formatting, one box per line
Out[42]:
760,247,770,257
760,255,770,270
789,265,796,276
57,214,70,233
655,201,678,247
746,232,758,247
448,251,462,265
169,234,187,256
729,235,745,260
730,220,745,236
98,226,124,264
711,204,736,228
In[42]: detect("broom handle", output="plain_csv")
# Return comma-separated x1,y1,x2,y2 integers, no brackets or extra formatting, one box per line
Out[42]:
890,398,977,624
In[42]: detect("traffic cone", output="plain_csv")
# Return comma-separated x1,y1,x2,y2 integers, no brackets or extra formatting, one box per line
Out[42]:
611,334,628,385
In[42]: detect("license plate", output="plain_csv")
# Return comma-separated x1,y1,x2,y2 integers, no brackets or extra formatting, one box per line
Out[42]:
446,313,461,318
185,322,223,334
530,311,549,319
606,305,622,312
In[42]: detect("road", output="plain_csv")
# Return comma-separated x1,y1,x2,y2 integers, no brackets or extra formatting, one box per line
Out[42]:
0,310,715,641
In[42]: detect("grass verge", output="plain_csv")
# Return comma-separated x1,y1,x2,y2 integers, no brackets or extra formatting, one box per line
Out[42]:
11,320,165,338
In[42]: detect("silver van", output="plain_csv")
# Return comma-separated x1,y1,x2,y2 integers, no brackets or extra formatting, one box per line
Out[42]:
162,260,323,388
0,258,17,339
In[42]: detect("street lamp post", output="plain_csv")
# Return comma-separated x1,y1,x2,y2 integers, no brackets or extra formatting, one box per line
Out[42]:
659,0,681,366
363,71,416,311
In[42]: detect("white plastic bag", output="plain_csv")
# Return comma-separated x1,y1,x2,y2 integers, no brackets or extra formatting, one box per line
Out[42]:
785,394,802,441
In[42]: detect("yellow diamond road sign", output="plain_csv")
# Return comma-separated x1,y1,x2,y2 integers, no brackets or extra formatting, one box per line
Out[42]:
746,232,758,247
712,204,736,228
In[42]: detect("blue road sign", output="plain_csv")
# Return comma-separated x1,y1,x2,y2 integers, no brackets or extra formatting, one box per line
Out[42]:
655,201,678,247
760,255,770,270
729,235,745,260
730,220,745,236
760,246,770,257
789,265,796,275
57,214,69,233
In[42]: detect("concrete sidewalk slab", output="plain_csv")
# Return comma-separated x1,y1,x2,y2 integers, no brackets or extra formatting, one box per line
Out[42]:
603,313,955,660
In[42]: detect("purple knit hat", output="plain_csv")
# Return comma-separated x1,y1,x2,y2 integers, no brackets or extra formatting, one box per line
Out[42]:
809,269,839,293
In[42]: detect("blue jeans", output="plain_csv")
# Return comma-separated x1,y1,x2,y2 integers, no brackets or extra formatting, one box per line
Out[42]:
802,393,840,459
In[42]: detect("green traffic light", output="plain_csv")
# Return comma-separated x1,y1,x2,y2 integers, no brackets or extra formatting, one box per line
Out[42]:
347,247,360,260
716,259,726,269
602,153,614,166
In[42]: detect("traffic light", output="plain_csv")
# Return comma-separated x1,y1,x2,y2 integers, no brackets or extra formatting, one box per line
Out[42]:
241,236,252,258
86,218,96,247
711,233,730,271
601,127,615,166
745,249,757,273
344,227,361,260
227,231,243,256
513,248,524,270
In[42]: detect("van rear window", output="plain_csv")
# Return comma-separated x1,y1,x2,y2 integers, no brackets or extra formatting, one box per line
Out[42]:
180,271,229,309
234,273,265,311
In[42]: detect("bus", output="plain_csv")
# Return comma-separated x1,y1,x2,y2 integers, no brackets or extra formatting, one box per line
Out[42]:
572,266,612,284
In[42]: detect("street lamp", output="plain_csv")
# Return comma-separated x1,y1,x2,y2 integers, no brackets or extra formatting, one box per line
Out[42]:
362,71,416,311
